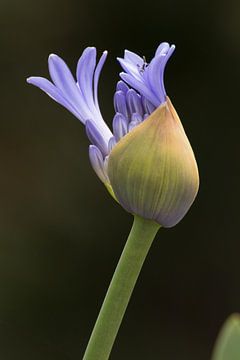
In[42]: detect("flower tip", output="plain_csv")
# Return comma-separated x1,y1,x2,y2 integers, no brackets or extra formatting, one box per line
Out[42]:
116,57,123,63
26,76,38,85
155,42,176,57
119,71,128,80
48,53,59,64
84,46,97,55
48,53,57,59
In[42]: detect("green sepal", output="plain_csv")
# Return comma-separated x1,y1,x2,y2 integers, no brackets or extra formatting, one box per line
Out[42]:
104,182,118,203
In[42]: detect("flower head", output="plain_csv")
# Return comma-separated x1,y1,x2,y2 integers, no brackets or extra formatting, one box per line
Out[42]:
27,42,199,227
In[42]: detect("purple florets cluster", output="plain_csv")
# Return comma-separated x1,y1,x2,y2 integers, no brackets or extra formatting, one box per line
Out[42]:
27,43,175,184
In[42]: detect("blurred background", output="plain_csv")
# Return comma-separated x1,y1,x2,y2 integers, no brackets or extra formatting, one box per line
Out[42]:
0,0,240,358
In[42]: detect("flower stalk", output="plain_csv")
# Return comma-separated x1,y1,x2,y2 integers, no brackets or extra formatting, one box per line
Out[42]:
83,215,160,360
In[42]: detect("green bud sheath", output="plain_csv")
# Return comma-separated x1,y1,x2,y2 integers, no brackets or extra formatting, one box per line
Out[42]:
108,97,199,227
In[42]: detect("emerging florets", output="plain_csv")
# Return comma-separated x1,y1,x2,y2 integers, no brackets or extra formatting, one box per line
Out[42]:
27,43,175,185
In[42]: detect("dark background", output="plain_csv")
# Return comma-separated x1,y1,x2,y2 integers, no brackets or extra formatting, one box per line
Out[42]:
0,0,240,359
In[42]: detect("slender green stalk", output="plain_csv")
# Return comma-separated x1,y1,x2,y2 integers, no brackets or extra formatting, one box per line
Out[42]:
83,215,160,360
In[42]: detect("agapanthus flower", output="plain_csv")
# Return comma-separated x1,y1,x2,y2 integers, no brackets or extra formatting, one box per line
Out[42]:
27,42,199,227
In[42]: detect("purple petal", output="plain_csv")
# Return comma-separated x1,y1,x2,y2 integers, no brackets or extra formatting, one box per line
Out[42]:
124,50,144,67
85,120,108,156
126,89,143,116
112,113,128,141
131,113,142,122
116,80,129,93
89,145,108,183
48,54,92,121
117,58,143,81
156,46,175,92
114,91,128,118
104,155,109,175
142,97,156,114
129,113,142,131
76,49,112,141
145,56,166,103
155,42,170,56
120,72,159,107
108,136,117,153
93,50,108,111
76,47,97,112
27,76,82,120
147,45,175,104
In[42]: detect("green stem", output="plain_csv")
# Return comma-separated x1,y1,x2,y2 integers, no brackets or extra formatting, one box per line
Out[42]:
83,215,160,360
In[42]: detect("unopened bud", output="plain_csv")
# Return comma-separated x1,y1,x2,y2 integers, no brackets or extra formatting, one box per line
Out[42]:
108,97,199,227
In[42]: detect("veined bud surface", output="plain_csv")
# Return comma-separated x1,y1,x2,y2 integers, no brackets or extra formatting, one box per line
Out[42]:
108,97,199,227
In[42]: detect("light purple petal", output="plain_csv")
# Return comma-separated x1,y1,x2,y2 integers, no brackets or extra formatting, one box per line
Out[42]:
85,120,109,156
48,54,92,121
155,42,170,56
89,145,108,183
103,155,109,176
129,113,142,131
117,58,143,81
147,45,175,103
124,50,144,67
76,48,112,142
131,113,142,122
120,72,159,107
116,80,129,93
108,136,117,153
126,89,143,116
93,50,108,111
112,113,128,141
27,76,82,120
114,91,128,118
141,97,156,114
76,47,97,112
48,55,79,100
146,56,166,103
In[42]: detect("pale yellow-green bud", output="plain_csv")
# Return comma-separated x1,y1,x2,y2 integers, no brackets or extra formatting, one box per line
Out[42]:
107,97,199,227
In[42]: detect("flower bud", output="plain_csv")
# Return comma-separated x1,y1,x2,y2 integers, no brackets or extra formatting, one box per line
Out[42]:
107,97,199,227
